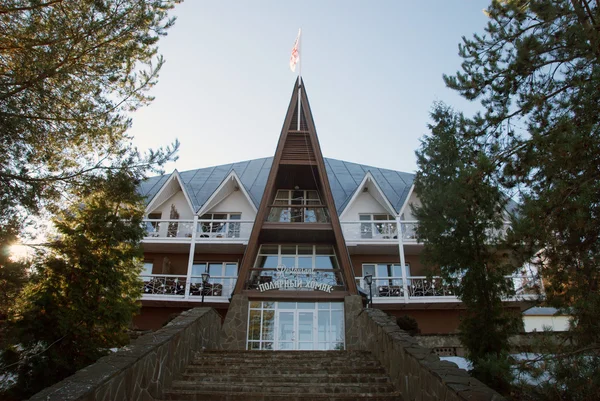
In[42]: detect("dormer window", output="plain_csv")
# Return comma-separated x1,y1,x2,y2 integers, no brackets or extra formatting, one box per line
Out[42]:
267,189,329,223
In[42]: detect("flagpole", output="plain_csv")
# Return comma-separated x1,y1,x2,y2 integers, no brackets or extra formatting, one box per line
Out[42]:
297,28,302,131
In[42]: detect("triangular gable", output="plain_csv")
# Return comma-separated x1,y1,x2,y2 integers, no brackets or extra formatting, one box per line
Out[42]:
196,171,258,217
145,170,195,215
234,78,358,295
339,172,398,220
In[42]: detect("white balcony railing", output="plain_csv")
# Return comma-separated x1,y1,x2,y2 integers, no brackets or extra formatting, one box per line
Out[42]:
144,219,195,239
142,274,187,296
355,274,541,303
142,219,253,241
196,219,253,240
340,220,419,242
141,274,237,300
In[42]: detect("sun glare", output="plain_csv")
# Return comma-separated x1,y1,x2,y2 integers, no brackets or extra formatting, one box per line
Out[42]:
9,244,31,261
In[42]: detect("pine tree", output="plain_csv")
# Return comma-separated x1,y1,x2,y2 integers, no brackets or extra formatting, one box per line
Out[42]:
2,171,146,399
414,104,521,394
444,1,600,398
0,0,180,239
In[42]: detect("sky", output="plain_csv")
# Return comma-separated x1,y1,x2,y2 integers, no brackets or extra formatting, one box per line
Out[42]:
128,1,491,176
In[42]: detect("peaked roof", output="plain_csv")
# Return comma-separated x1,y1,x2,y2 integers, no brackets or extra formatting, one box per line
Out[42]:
139,157,415,215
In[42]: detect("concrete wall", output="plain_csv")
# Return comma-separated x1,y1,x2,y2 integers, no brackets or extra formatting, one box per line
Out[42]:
345,304,506,401
29,308,222,401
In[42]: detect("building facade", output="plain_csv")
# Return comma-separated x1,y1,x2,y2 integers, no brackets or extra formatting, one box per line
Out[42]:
135,79,538,349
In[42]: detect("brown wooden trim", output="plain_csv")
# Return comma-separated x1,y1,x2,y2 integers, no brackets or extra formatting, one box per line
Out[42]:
279,160,317,165
262,222,332,230
233,78,359,295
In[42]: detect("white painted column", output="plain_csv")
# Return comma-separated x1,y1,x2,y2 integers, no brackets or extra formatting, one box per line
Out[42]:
184,215,198,299
397,216,409,303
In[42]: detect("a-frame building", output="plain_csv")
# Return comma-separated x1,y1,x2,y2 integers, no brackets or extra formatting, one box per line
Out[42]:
136,78,537,350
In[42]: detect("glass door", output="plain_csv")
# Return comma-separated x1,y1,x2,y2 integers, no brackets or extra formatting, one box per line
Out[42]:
297,310,315,350
275,302,316,350
249,302,344,351
277,310,296,350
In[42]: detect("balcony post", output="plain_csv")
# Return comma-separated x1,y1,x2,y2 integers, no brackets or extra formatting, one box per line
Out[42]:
184,215,198,299
397,216,409,303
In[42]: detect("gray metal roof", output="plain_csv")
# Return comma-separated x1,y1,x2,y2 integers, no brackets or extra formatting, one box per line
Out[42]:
523,307,565,316
139,157,415,215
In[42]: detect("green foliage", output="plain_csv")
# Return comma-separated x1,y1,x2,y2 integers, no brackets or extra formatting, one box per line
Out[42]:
471,352,515,396
444,0,600,397
396,315,420,336
0,0,180,226
2,171,145,399
413,103,521,394
0,1,181,397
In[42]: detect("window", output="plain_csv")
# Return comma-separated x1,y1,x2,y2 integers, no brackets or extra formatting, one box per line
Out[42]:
190,262,238,298
359,214,397,239
249,245,342,289
362,263,410,297
142,262,154,276
267,190,328,223
198,213,242,238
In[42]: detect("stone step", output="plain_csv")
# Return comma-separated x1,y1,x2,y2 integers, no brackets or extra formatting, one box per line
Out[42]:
160,350,403,401
179,372,391,384
198,350,373,357
189,358,382,367
169,381,397,394
160,390,403,401
183,365,387,375
193,351,375,359
192,355,378,363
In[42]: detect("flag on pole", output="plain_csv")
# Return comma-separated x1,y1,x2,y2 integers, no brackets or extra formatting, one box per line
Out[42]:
290,28,301,72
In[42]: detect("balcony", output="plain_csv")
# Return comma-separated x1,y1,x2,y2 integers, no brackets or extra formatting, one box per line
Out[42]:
341,220,418,243
142,219,253,242
266,206,330,223
140,274,237,301
355,274,542,304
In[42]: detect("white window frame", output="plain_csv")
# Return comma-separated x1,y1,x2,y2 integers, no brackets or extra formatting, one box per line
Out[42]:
359,213,397,239
198,212,242,238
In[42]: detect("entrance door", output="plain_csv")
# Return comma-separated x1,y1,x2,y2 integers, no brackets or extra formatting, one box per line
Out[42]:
247,302,344,351
275,307,315,350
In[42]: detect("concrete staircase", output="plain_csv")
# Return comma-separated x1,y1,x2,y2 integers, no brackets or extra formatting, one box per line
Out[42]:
159,350,403,400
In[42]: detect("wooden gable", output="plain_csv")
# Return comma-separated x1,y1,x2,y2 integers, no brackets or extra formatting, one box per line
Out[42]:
233,78,358,295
